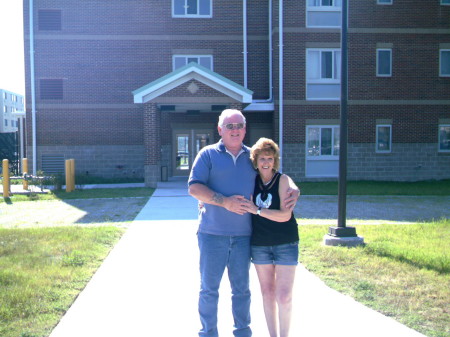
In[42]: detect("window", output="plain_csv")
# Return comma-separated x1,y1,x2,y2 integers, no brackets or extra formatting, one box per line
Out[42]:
40,79,63,99
440,49,450,77
173,0,212,18
377,0,393,4
376,125,392,153
3,92,7,99
306,49,341,100
173,55,213,71
5,120,8,127
306,0,341,28
308,0,342,8
3,105,6,113
377,49,392,77
38,9,62,30
306,126,340,157
439,125,450,152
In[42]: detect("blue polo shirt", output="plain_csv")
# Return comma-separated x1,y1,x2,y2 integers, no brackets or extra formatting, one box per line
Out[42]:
188,140,257,236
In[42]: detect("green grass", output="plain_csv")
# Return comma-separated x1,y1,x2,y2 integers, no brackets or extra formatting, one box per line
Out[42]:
299,219,450,337
1,187,154,203
0,226,125,337
298,179,450,195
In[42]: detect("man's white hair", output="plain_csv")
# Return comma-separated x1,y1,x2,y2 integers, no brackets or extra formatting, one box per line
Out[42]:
218,109,246,127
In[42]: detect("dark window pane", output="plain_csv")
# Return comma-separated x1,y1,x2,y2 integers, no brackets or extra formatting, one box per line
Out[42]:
377,126,391,151
322,52,332,78
378,50,391,75
321,128,332,155
440,126,450,150
441,51,450,75
187,0,198,14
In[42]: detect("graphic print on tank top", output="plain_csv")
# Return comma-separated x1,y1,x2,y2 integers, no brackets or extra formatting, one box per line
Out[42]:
255,172,280,209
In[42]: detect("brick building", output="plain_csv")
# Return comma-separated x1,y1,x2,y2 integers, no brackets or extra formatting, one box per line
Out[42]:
23,1,450,187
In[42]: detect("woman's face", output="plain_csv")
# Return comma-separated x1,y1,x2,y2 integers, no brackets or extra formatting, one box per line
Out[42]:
257,152,275,173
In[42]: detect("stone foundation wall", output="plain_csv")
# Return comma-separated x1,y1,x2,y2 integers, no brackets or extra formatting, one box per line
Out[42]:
282,143,450,182
28,145,145,179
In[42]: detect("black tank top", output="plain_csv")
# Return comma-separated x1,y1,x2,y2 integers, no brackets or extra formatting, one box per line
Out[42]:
251,172,299,246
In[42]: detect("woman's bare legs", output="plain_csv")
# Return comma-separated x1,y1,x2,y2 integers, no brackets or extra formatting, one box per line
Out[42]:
255,264,278,337
275,265,296,337
255,264,297,337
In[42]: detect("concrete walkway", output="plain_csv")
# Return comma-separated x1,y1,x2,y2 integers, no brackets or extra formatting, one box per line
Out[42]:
49,178,427,337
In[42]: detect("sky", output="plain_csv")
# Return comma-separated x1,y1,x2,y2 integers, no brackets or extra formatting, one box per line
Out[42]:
0,0,25,96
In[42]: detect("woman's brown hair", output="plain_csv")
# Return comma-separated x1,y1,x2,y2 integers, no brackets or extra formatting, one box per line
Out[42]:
250,137,280,171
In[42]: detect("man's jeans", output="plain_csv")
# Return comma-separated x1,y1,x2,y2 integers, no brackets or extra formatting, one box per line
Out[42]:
197,232,252,337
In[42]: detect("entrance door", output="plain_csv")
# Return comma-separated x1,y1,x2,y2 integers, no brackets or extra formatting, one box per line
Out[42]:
173,129,212,176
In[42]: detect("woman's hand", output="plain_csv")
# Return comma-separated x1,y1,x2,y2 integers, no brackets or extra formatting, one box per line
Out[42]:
241,197,258,214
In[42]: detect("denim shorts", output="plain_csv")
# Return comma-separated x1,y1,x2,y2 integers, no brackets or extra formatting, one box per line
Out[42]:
251,241,299,266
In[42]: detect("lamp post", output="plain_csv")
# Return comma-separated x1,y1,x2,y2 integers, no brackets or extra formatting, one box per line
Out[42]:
324,0,364,247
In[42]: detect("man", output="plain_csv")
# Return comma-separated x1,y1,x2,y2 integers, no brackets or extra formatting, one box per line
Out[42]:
188,109,298,337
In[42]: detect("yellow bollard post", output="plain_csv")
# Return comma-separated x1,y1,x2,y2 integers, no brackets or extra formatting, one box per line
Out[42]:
70,159,75,192
65,159,72,192
22,158,29,190
2,159,10,198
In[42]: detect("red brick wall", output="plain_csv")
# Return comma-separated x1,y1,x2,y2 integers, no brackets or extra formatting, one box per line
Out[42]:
350,0,450,29
26,107,143,146
24,0,271,149
275,0,450,147
143,103,160,165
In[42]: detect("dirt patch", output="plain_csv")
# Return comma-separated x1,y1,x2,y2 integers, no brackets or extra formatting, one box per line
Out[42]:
0,197,149,228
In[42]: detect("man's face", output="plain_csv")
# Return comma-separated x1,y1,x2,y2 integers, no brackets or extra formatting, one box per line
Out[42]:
218,113,246,150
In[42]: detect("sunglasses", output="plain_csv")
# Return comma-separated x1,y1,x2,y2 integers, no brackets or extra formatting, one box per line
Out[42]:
223,123,245,130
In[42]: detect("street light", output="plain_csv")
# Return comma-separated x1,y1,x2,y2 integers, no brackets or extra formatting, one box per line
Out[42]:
324,0,364,247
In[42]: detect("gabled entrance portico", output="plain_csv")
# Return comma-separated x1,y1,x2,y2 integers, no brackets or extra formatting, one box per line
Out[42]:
132,62,253,187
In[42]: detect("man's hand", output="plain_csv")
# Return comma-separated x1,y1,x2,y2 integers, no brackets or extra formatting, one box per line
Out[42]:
224,195,252,215
284,187,300,211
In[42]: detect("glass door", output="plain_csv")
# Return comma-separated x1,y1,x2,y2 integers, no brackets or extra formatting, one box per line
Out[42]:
174,129,211,176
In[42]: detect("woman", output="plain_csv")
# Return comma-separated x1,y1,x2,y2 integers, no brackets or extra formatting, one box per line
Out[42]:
246,137,299,337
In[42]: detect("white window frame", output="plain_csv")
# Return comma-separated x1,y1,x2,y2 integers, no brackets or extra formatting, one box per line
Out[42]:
377,0,393,4
376,124,392,153
439,49,450,77
172,0,212,18
172,55,213,71
377,48,392,77
306,48,341,100
306,125,340,159
439,124,450,152
307,0,342,8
